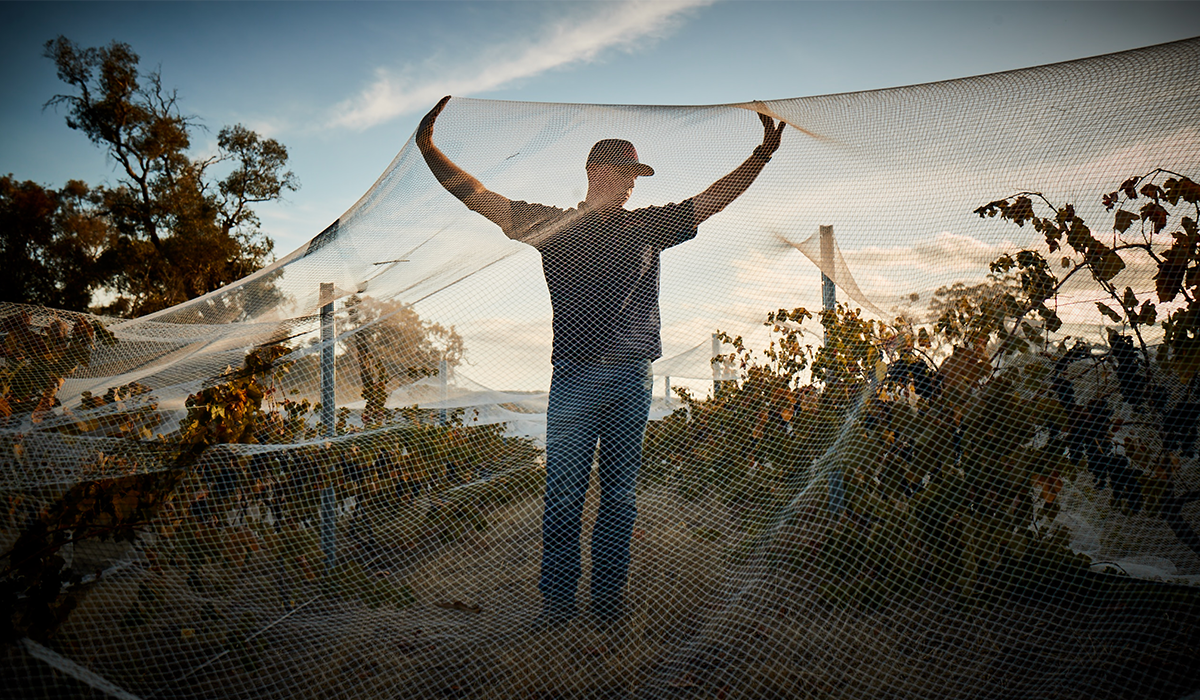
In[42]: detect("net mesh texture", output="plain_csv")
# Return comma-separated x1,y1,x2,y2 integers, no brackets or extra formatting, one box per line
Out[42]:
3,38,1200,700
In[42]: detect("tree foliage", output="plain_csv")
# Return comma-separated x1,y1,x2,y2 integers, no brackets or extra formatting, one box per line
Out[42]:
280,295,465,428
0,177,108,312
31,36,298,317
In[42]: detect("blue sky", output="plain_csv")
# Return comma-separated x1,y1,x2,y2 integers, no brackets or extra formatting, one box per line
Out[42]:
3,1,1198,257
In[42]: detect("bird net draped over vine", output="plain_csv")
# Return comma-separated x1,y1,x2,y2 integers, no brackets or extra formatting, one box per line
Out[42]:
5,39,1200,700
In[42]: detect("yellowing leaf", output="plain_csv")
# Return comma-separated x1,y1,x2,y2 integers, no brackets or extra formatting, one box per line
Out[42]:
1032,474,1063,504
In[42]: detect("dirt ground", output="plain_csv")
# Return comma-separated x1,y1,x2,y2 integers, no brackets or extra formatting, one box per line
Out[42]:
7,484,1200,700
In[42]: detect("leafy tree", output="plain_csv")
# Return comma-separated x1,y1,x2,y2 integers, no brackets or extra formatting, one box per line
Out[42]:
288,295,465,422
41,37,298,316
0,176,108,312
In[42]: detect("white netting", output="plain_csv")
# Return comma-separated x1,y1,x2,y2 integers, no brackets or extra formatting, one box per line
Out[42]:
4,38,1200,699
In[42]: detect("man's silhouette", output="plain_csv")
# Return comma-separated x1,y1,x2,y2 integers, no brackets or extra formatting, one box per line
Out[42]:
417,96,785,628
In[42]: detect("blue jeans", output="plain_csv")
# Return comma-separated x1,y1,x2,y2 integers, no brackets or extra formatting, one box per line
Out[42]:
539,359,653,617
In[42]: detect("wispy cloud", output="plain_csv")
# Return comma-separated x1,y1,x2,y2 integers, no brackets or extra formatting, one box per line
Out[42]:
329,0,714,131
841,231,1015,276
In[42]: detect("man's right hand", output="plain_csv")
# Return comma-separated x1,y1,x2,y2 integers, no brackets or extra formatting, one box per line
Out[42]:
417,95,452,149
416,95,514,234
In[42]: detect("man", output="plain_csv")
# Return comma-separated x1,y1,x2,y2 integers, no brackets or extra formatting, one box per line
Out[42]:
417,96,785,629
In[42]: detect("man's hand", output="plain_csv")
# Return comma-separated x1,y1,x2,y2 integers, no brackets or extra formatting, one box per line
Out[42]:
756,112,786,159
691,111,787,225
416,95,514,234
417,95,452,150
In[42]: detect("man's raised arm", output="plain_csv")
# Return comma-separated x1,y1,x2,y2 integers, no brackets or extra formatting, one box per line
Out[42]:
417,96,514,233
691,112,786,225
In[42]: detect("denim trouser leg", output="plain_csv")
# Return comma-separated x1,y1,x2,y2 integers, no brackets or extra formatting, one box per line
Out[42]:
540,360,652,614
539,362,601,610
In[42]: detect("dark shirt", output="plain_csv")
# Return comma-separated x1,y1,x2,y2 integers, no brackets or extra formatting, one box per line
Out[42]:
508,199,697,363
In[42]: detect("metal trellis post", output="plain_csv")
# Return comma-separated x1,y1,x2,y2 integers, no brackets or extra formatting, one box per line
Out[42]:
820,225,836,346
319,282,337,570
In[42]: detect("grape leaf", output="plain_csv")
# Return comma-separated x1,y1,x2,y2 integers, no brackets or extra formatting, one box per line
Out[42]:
1164,177,1200,205
1096,302,1123,323
1141,202,1169,234
1122,287,1138,311
1007,196,1035,226
1088,245,1126,282
1167,336,1200,383
1120,176,1140,200
1156,245,1190,302
1113,209,1138,233
1140,183,1164,201
1137,301,1157,325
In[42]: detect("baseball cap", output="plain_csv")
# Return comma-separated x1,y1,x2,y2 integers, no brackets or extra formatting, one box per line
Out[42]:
586,139,655,176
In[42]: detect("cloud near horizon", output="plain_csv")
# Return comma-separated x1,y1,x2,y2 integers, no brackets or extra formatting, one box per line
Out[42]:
328,0,713,131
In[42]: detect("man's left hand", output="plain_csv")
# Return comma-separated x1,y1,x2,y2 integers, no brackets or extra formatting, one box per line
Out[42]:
757,112,786,158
